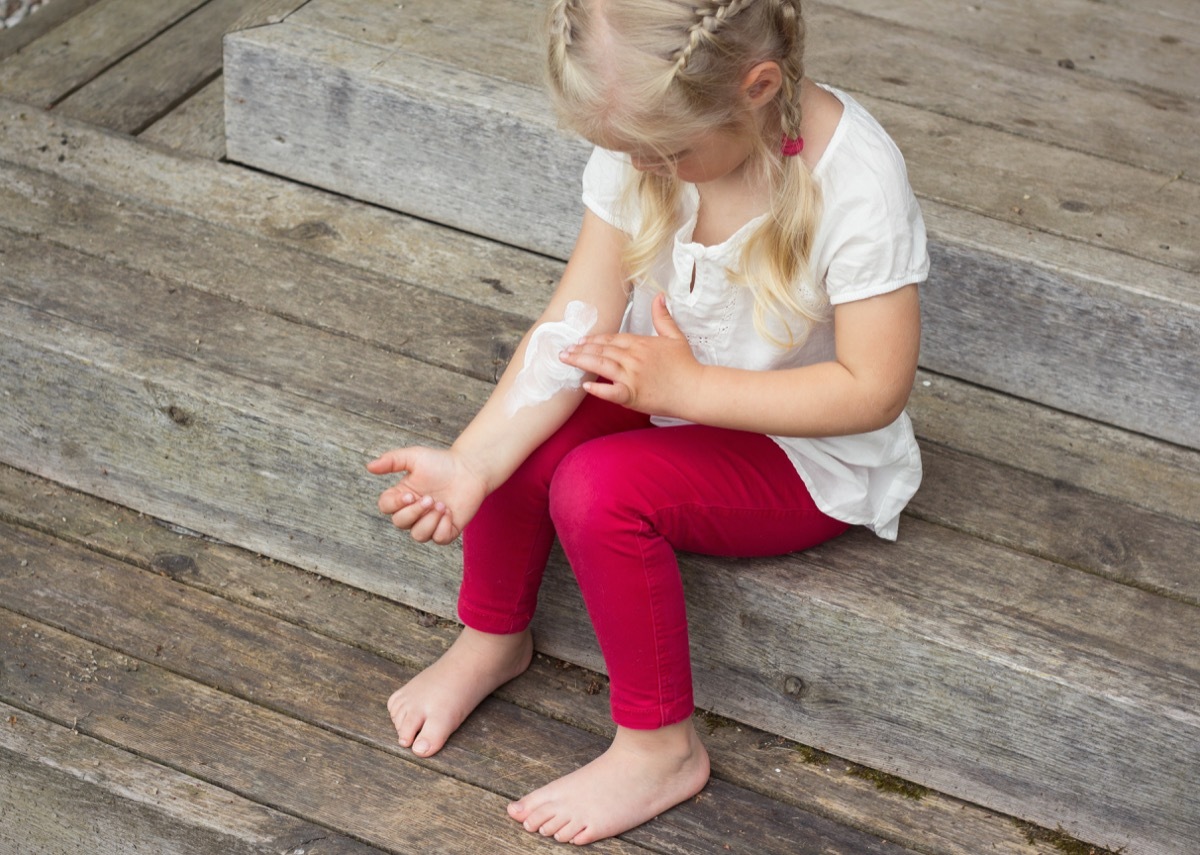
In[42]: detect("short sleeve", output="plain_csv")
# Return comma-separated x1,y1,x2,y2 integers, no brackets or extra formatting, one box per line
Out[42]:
816,116,930,306
581,147,639,234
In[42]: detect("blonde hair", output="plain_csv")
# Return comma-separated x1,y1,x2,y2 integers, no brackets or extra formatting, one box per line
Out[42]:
546,0,826,346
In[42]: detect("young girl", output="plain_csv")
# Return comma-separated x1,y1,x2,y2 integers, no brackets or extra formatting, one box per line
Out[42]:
368,0,927,845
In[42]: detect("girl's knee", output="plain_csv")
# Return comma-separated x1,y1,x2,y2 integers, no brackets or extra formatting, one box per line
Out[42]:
548,441,637,534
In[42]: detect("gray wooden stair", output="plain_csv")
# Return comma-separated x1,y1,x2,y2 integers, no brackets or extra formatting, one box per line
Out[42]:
2,92,1197,854
221,0,1200,452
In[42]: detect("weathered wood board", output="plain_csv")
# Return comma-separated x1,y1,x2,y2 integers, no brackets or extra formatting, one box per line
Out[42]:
0,702,388,855
0,463,1071,855
284,0,1200,179
816,0,1200,111
0,0,103,61
139,76,227,159
1,232,1196,854
53,0,245,134
0,614,644,855
222,19,1200,449
0,0,210,107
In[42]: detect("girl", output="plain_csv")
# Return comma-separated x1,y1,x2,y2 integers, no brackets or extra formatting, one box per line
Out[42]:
368,0,927,845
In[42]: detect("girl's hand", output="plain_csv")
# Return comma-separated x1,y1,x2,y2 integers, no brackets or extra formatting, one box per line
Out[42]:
366,447,488,545
560,293,701,416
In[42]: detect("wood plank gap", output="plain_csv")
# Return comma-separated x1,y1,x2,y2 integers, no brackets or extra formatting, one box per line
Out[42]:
127,68,222,137
0,701,391,855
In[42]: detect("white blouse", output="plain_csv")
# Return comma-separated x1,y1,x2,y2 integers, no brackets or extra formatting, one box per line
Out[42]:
580,85,930,540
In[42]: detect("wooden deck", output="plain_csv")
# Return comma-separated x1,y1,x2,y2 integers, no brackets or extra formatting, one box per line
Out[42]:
1,1,1196,853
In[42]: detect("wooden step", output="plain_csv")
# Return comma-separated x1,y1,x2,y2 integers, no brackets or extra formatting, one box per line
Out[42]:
1,102,1197,854
222,0,1200,450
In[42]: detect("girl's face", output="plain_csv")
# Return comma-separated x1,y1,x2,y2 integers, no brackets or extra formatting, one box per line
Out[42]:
625,123,758,185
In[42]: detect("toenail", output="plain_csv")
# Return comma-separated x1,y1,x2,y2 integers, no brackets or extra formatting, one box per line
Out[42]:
413,739,429,754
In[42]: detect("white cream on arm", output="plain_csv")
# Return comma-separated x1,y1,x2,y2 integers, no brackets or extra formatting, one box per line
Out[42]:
504,301,599,417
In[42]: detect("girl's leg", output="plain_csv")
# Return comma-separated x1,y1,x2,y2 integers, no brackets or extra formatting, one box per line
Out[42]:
509,424,848,844
458,395,652,632
387,396,650,758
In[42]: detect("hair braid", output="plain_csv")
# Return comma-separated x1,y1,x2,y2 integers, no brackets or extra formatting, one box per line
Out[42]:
672,1,757,74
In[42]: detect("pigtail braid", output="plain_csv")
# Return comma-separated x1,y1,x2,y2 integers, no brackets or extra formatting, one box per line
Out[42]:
739,0,827,347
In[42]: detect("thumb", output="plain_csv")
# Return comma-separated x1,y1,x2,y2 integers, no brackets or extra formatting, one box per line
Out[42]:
651,293,684,339
367,447,414,474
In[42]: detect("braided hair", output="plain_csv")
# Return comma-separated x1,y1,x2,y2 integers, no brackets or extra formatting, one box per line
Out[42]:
546,0,826,346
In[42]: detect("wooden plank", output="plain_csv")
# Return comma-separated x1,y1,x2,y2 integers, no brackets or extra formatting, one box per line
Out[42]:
0,613,640,855
0,525,921,855
228,0,312,33
0,463,1070,855
228,20,1200,275
0,0,209,108
139,76,226,159
0,0,102,61
55,0,246,134
0,702,388,855
1,218,1196,602
910,445,1200,605
3,102,1196,516
285,0,1200,204
815,0,1200,102
0,292,1196,854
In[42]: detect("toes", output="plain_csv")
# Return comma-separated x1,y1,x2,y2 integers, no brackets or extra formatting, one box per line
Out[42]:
411,717,455,757
554,818,587,844
538,814,570,839
520,802,558,835
387,691,423,749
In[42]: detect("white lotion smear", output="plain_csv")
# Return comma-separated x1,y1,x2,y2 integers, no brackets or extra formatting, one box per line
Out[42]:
504,301,598,416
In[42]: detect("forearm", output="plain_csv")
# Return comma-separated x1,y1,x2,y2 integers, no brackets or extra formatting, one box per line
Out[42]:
680,360,912,438
450,326,588,492
450,210,632,492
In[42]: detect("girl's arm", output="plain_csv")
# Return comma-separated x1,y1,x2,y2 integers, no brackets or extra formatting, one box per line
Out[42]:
562,283,921,438
368,210,630,543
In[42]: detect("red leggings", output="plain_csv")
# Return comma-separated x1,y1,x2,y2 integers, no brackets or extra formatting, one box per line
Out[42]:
459,396,849,729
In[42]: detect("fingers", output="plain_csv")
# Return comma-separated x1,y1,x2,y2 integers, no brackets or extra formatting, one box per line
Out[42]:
384,492,459,544
650,292,684,339
581,380,631,405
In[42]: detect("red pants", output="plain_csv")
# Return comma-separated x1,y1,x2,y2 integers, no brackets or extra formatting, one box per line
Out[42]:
459,396,849,729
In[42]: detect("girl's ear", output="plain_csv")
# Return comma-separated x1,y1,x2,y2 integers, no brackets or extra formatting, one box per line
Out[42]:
741,61,784,107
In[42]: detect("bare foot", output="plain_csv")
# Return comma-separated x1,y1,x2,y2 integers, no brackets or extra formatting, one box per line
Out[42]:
387,626,533,757
507,719,710,845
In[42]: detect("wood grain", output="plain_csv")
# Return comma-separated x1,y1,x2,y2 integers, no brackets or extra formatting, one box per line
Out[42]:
3,102,1194,520
139,76,227,159
0,702,387,855
0,463,1071,855
0,0,103,61
56,0,247,133
0,523,919,855
1,291,1196,853
0,0,209,107
0,612,634,855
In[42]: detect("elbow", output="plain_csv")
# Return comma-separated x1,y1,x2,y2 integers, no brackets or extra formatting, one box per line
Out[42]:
859,379,914,433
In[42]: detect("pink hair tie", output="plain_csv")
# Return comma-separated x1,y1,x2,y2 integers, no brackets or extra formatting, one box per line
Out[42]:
781,134,805,157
